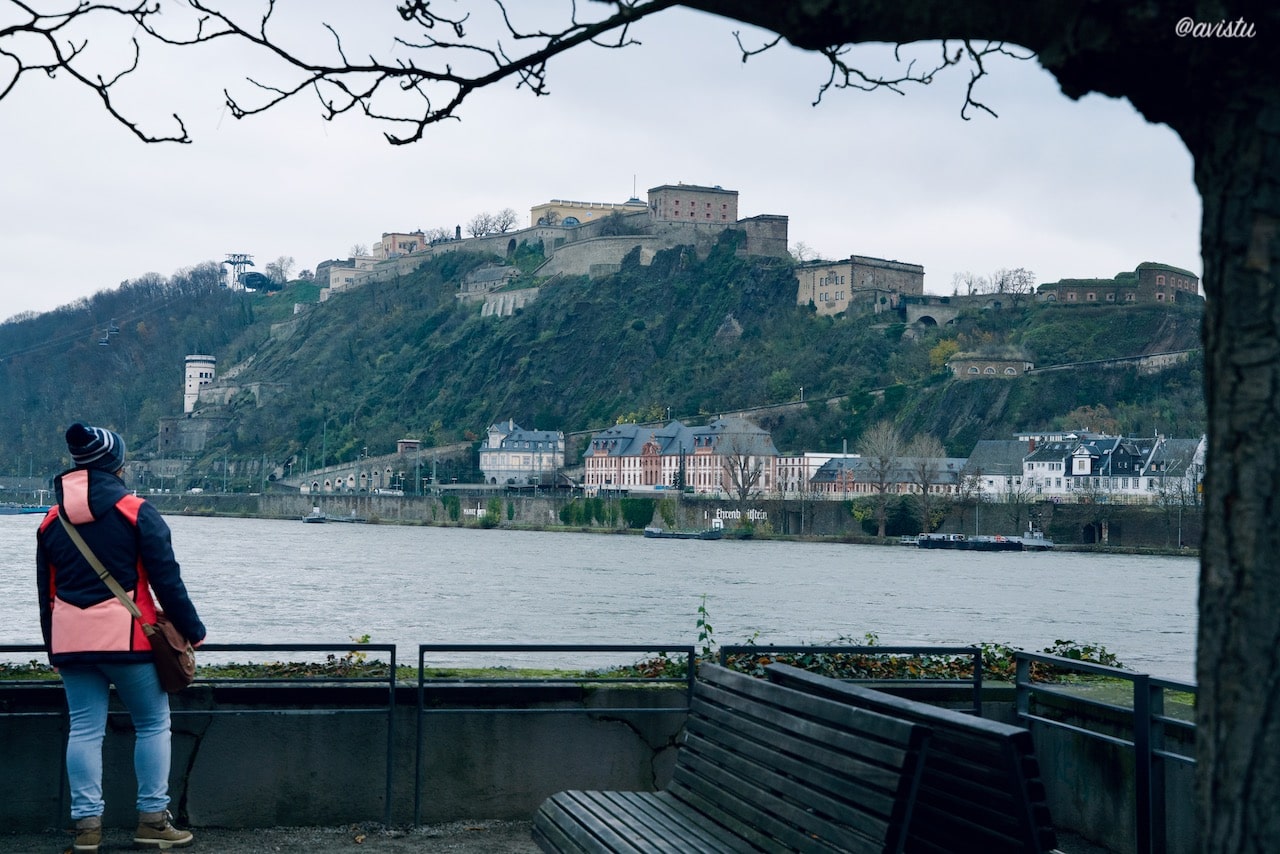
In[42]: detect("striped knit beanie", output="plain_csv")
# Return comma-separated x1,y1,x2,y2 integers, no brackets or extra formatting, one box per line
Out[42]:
66,423,127,472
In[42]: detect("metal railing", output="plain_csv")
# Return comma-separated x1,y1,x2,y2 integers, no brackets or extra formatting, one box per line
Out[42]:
3,641,1198,846
412,643,696,826
1015,651,1196,854
0,642,397,828
718,644,986,715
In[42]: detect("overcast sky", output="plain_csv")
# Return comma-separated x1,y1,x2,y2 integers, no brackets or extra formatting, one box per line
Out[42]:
0,4,1201,323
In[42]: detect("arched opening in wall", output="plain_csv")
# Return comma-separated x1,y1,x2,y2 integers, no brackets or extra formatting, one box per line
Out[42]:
507,238,516,257
916,315,938,327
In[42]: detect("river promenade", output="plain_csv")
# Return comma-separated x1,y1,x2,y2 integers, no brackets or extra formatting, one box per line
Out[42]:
1,821,1115,853
4,820,538,853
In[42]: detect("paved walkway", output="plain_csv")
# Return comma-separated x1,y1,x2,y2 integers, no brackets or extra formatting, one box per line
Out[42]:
3,820,539,853
5,820,1117,853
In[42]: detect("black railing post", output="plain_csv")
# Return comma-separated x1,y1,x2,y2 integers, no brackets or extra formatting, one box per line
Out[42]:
1132,673,1153,854
1015,654,1031,722
385,645,396,828
414,646,425,827
1149,682,1167,854
971,648,984,716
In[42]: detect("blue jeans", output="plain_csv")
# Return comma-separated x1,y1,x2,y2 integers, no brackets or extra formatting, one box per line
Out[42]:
60,662,172,820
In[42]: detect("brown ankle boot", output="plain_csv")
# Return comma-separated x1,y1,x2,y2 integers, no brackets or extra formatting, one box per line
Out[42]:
133,810,194,849
72,815,102,853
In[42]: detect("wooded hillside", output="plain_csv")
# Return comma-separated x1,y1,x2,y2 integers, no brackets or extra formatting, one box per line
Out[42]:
0,235,1204,481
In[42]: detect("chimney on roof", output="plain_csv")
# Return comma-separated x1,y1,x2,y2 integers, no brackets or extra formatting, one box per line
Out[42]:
1028,437,1036,452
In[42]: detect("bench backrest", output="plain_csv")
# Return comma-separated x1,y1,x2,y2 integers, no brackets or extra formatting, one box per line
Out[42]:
766,663,1058,854
668,664,930,854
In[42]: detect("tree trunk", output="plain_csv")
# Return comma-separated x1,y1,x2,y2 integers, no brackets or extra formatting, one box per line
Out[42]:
1194,96,1280,852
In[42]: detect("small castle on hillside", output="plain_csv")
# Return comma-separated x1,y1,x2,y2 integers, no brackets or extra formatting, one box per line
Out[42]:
1037,262,1201,306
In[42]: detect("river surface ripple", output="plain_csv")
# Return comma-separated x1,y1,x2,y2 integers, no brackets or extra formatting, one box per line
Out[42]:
1,515,1198,682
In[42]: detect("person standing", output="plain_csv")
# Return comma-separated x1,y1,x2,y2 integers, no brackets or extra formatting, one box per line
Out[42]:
36,423,206,852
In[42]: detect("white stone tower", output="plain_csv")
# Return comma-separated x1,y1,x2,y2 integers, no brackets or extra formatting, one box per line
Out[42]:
184,355,216,414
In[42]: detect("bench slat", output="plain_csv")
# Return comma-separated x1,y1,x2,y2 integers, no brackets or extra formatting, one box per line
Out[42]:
671,748,893,853
677,667,927,850
765,663,1058,854
533,790,746,853
533,664,929,854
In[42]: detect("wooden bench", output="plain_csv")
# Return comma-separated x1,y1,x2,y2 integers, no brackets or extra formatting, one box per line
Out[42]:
533,663,931,853
766,663,1059,854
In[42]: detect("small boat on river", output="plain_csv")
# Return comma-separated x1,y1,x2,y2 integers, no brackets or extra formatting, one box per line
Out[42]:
916,533,1022,551
302,507,327,523
915,530,1054,551
644,518,724,540
644,526,723,540
0,503,50,515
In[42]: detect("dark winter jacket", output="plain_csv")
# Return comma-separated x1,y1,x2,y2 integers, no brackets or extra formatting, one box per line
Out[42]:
37,468,206,666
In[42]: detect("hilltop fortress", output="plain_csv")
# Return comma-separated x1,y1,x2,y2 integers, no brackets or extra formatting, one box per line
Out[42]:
320,183,790,311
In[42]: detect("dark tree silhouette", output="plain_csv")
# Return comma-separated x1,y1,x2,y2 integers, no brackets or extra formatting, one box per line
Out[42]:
3,2,1277,848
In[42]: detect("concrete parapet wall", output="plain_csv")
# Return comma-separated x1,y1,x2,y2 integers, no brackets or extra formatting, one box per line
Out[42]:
1026,689,1196,854
0,681,686,831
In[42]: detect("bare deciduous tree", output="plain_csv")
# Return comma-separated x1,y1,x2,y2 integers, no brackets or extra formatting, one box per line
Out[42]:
790,241,817,262
491,208,519,233
264,256,295,284
950,271,988,296
858,420,902,538
989,267,1036,307
905,434,947,533
467,212,496,237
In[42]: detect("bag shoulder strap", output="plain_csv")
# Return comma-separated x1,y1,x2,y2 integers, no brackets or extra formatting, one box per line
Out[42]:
57,512,153,634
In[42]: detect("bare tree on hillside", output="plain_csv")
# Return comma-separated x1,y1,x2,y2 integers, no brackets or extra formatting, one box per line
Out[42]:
950,271,988,296
491,208,519,233
790,242,817,262
264,256,295,284
467,212,496,237
989,267,1036,307
349,244,369,258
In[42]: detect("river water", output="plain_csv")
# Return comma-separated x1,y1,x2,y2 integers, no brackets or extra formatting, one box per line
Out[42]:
1,514,1199,682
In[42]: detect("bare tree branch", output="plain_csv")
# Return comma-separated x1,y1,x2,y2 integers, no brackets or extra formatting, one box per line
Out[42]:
0,0,1034,146
0,0,190,142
